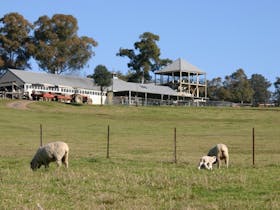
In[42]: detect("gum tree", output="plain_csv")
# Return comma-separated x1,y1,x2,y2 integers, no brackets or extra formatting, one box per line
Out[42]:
0,12,34,72
33,14,97,74
224,69,254,103
117,32,171,83
250,74,271,106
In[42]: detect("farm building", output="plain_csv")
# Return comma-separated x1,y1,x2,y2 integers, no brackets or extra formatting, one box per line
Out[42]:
108,78,180,105
0,58,207,106
155,58,207,100
0,69,106,105
109,58,207,106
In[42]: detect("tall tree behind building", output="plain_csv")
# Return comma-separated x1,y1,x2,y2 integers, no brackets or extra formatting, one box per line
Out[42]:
117,32,171,83
33,14,97,74
92,65,112,105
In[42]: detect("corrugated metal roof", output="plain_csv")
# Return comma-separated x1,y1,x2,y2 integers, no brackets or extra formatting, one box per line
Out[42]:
112,79,178,96
155,58,205,75
8,69,100,90
6,69,180,96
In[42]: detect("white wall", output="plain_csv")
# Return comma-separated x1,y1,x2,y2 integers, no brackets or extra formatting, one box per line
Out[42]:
24,84,107,105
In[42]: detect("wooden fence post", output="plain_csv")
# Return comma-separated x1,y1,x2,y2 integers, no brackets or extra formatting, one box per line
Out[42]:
107,125,110,158
174,127,177,164
252,127,255,166
40,124,43,147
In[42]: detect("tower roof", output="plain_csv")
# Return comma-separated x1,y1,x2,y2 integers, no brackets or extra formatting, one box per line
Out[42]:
155,58,205,75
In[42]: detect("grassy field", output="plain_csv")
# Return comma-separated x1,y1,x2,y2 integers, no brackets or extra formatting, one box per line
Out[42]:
0,100,279,209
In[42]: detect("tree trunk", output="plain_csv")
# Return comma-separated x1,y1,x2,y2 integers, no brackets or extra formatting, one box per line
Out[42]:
100,86,103,106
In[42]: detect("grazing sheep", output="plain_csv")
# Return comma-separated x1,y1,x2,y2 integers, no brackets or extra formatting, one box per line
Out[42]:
198,155,217,170
207,143,229,168
30,141,69,171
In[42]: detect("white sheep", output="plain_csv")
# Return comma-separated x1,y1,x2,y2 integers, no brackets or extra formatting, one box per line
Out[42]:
198,155,217,170
30,141,69,170
207,143,229,168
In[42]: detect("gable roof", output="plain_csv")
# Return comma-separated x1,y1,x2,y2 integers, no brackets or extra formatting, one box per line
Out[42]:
155,58,205,75
6,69,100,90
111,78,178,96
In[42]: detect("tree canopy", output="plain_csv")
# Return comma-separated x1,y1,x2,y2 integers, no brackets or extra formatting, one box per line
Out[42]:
0,13,34,71
207,77,225,101
228,69,254,103
250,74,271,106
92,65,112,89
33,14,97,74
117,32,171,83
92,65,112,105
208,69,271,105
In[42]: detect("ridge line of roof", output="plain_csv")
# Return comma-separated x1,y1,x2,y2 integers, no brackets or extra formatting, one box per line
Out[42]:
8,68,93,81
155,58,205,74
6,68,99,90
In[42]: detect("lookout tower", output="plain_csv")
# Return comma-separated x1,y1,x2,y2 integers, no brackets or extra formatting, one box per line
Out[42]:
154,58,207,101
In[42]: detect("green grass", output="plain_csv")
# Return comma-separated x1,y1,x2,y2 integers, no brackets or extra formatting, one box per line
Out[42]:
0,99,279,209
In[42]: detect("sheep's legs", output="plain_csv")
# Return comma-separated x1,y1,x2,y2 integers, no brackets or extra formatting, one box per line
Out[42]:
198,162,203,170
56,160,62,167
217,159,221,169
62,153,69,168
225,157,229,168
208,163,213,170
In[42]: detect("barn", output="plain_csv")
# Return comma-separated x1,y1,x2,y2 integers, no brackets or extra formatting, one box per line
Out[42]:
0,69,106,105
109,78,180,105
109,58,207,106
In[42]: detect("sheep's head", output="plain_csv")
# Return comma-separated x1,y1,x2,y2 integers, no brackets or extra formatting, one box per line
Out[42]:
198,157,206,169
211,156,217,164
30,159,40,171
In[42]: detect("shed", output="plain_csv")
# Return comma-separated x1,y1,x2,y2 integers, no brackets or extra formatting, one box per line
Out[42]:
0,69,105,104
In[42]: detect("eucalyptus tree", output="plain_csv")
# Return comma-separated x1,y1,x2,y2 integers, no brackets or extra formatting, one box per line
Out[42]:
117,32,171,83
207,77,223,100
0,12,34,72
224,69,253,103
250,74,271,106
33,14,97,74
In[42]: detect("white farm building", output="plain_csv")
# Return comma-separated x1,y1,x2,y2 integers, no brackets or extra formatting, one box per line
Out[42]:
0,58,208,106
0,69,106,105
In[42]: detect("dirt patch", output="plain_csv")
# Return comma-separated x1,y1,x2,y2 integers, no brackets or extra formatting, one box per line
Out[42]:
6,100,35,110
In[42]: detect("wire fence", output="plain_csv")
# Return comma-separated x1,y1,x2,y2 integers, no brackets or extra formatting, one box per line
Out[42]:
111,96,254,107
21,124,279,168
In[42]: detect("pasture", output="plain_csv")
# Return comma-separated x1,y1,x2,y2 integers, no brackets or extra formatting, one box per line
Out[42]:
0,100,279,209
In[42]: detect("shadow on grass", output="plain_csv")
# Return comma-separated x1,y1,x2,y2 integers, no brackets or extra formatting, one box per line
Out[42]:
65,102,83,107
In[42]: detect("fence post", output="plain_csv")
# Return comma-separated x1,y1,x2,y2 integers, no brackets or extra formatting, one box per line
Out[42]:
174,127,177,164
107,125,110,158
40,124,43,147
252,127,255,166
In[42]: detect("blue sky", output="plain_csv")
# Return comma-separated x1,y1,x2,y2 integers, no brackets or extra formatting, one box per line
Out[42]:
1,0,280,87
